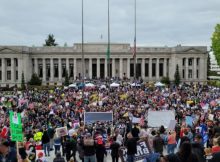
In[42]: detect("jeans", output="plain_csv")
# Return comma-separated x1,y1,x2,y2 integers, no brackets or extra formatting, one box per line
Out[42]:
167,144,176,154
54,145,61,155
43,142,50,156
127,154,135,162
111,155,119,162
84,155,96,162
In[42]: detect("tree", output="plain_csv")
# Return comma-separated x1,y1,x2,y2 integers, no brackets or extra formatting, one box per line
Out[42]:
161,76,170,85
211,24,220,65
21,72,25,90
174,64,180,85
28,73,42,86
44,34,58,46
64,70,70,86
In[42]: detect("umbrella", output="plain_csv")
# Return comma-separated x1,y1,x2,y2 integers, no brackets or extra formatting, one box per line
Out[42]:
85,83,95,87
130,83,141,87
154,82,165,87
110,82,120,87
68,83,77,88
100,85,107,89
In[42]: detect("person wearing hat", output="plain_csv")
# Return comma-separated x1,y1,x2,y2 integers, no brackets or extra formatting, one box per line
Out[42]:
0,140,17,162
36,151,47,162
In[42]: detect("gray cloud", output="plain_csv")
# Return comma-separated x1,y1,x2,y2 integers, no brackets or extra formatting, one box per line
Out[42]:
0,0,219,47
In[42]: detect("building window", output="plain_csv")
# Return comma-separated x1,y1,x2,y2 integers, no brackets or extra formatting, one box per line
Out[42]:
197,70,199,78
16,71,18,80
15,59,18,66
70,64,73,77
188,69,192,78
182,58,185,66
62,64,66,77
54,64,58,77
197,58,200,66
0,71,2,80
130,63,134,77
145,63,149,77
39,64,43,77
182,69,185,79
46,64,50,78
188,58,193,66
159,63,163,77
152,63,156,77
7,59,11,66
7,71,11,80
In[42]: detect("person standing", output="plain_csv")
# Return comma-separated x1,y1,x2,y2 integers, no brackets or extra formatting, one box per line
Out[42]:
110,137,120,162
42,127,50,156
125,132,137,162
167,131,176,154
153,131,164,155
83,133,96,162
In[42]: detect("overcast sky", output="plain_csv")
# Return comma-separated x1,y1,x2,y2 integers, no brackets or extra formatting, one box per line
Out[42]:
0,0,219,47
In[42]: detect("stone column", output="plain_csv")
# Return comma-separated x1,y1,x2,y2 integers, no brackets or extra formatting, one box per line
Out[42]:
42,58,46,82
97,58,100,78
34,58,38,75
164,58,167,77
149,58,152,80
89,58,92,79
58,58,62,81
66,58,69,75
185,58,189,80
105,58,108,78
17,58,22,83
1,58,5,82
74,58,77,80
11,58,15,82
50,59,54,82
156,58,159,80
127,58,130,79
141,58,145,79
193,58,197,80
112,58,115,77
119,58,123,79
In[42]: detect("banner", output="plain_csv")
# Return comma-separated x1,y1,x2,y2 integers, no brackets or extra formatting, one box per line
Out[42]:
119,140,151,162
148,111,175,127
56,127,68,137
9,111,23,142
84,112,113,123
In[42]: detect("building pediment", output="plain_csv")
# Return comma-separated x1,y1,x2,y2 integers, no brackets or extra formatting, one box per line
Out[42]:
182,48,203,53
0,47,21,54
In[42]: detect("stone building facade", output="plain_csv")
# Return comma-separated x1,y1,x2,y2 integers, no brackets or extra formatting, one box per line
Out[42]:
0,43,208,87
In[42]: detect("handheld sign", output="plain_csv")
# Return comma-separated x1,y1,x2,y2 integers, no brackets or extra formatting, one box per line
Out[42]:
9,111,23,142
119,139,152,162
56,127,68,137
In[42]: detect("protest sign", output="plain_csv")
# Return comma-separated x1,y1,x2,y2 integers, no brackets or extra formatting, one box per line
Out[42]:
132,117,141,123
148,111,175,127
119,140,151,162
185,116,193,127
56,127,68,137
168,120,177,131
9,111,23,142
84,112,113,123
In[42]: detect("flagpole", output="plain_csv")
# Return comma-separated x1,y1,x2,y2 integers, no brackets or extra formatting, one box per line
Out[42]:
107,0,111,79
134,0,137,83
81,0,85,95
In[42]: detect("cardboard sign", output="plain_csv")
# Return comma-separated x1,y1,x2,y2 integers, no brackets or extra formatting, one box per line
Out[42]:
168,120,177,131
56,127,68,137
148,111,175,127
84,112,113,123
132,117,141,123
119,140,151,162
9,111,23,142
185,116,193,127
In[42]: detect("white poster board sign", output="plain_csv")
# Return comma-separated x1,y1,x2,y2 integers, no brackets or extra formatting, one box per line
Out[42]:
148,111,175,127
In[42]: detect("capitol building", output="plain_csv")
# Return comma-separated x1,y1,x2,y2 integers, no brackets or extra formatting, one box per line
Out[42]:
0,43,208,87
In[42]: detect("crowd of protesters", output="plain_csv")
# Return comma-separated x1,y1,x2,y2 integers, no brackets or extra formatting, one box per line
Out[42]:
0,80,220,162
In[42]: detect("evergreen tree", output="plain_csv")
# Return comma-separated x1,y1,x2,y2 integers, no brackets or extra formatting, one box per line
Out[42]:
174,64,180,85
21,72,25,90
64,70,70,86
44,34,58,46
29,73,42,86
